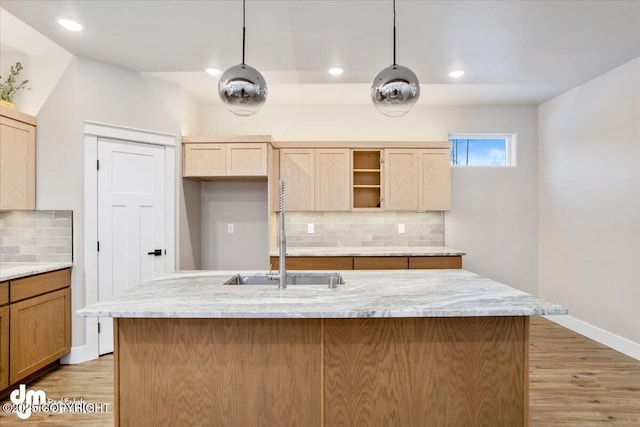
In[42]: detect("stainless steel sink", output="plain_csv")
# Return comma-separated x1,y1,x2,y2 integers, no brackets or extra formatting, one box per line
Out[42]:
224,272,344,287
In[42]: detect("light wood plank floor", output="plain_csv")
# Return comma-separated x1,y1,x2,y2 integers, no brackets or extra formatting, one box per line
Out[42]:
1,317,638,426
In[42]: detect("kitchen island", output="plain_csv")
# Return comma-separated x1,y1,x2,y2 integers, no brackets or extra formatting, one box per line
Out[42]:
78,269,566,426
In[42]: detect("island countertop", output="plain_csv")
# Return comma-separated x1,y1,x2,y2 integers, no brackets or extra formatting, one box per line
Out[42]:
269,246,465,257
76,269,566,319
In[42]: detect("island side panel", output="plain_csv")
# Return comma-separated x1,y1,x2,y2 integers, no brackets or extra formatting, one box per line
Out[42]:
116,318,322,427
324,316,527,427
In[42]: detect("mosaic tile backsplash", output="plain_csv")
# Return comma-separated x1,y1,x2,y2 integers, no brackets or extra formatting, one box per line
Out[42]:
0,210,73,262
285,211,444,247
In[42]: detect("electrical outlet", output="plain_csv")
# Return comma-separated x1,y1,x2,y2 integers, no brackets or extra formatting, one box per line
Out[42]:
307,223,315,234
227,223,235,234
398,223,405,234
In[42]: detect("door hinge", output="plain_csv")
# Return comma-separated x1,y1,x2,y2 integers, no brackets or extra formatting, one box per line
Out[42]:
98,322,101,333
97,159,100,170
97,241,100,251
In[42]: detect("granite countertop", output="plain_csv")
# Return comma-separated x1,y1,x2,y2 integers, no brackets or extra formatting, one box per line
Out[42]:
76,269,566,319
0,262,74,281
269,246,466,257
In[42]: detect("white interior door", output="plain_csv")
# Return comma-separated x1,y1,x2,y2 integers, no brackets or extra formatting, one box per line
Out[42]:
97,137,166,354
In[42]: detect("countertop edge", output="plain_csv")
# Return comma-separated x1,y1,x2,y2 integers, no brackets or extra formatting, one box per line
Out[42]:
0,262,74,281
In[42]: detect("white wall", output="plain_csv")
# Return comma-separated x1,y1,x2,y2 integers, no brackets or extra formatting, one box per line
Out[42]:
36,56,196,357
201,182,269,270
539,57,640,348
201,104,539,294
0,8,72,115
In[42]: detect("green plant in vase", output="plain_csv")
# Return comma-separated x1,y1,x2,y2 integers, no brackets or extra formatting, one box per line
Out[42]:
1,62,30,109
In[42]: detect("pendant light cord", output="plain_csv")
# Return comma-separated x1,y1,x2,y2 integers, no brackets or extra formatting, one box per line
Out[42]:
242,0,246,65
393,0,396,66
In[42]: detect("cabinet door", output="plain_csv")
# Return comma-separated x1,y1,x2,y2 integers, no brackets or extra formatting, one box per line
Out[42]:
0,305,8,390
226,143,267,176
315,149,350,211
183,143,225,177
10,288,71,384
418,149,451,210
0,116,35,210
384,149,418,210
280,149,315,211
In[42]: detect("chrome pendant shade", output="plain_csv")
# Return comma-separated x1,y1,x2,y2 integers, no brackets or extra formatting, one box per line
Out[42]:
218,64,267,117
371,0,420,117
218,0,267,116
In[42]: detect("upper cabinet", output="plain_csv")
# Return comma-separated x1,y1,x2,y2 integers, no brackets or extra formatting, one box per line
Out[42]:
352,150,383,209
182,136,271,179
0,106,36,211
279,148,350,211
384,148,451,211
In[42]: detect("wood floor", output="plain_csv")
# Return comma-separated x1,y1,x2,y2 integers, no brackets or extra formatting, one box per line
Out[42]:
1,317,638,426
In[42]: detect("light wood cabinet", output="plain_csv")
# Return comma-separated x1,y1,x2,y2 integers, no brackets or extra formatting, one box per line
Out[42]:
0,269,71,392
280,149,315,210
279,148,350,211
315,149,350,211
384,149,418,210
0,106,36,211
418,149,451,210
382,148,451,211
182,136,270,179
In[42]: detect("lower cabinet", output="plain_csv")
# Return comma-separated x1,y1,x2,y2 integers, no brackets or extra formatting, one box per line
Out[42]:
10,287,71,383
0,305,9,390
0,268,71,394
270,256,462,270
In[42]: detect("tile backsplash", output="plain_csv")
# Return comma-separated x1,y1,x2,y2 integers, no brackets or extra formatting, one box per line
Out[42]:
285,211,444,247
0,210,73,262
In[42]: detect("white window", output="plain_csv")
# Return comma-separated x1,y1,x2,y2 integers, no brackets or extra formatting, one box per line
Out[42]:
449,133,517,167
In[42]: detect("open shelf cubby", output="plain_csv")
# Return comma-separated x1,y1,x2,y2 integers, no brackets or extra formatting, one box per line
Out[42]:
352,150,382,208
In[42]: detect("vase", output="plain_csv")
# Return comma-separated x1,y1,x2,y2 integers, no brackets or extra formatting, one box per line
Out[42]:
0,100,15,109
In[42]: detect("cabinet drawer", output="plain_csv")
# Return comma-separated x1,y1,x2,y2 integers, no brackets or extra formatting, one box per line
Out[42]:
271,257,353,270
0,281,8,306
10,287,71,383
10,268,71,302
409,256,462,269
353,257,408,270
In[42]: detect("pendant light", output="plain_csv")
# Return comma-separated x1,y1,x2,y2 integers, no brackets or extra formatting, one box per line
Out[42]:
371,0,420,117
218,0,267,116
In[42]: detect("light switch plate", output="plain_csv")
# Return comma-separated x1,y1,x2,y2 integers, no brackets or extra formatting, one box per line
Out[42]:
398,223,405,234
227,223,235,234
308,223,315,234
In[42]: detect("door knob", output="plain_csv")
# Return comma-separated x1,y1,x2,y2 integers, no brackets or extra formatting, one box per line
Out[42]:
147,249,162,256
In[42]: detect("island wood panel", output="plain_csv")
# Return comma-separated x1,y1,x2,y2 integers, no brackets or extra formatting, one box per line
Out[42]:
409,255,462,269
115,318,322,427
10,268,71,302
9,287,71,384
324,316,528,427
0,306,8,390
353,256,408,270
270,256,353,270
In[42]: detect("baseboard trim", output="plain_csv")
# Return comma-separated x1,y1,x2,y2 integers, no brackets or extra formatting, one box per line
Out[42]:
61,344,99,365
544,314,640,361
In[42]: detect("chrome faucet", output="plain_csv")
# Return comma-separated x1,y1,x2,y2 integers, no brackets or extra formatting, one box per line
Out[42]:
278,179,286,289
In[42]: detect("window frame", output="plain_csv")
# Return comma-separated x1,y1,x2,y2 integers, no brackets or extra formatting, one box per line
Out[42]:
448,133,517,168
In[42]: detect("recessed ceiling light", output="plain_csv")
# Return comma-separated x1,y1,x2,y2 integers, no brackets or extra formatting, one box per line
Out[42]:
449,70,465,78
56,17,84,32
205,68,221,76
328,67,344,76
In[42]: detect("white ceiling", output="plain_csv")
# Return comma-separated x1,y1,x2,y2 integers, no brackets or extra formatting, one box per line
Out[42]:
2,0,640,105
